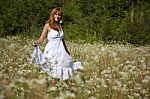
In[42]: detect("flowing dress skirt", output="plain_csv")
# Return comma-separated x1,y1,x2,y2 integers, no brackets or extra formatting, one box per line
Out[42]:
32,40,82,80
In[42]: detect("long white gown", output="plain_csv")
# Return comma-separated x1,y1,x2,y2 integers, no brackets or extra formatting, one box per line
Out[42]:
32,28,82,80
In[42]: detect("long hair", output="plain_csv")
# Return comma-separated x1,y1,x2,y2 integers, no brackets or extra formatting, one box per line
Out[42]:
47,7,63,32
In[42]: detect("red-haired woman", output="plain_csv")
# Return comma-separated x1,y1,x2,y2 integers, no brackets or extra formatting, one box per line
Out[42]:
32,7,82,83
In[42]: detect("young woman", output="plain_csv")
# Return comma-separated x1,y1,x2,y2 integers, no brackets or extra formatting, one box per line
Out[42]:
32,7,82,81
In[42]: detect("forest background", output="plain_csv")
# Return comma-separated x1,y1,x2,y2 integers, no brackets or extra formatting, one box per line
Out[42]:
1,0,150,45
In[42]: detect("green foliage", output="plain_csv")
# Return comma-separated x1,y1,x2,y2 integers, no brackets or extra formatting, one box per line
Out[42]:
0,0,56,37
74,0,150,44
123,3,150,44
1,0,150,44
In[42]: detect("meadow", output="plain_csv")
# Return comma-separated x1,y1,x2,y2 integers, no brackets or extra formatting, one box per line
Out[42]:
0,36,150,99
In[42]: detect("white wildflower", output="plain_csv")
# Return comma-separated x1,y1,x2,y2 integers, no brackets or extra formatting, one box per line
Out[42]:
140,57,145,63
140,89,147,95
115,80,122,88
109,51,117,58
84,89,92,95
101,67,111,74
122,84,128,92
36,78,47,85
17,71,23,75
134,92,140,97
134,83,141,90
47,86,57,91
74,73,82,85
142,79,149,84
59,91,66,99
128,95,134,99
65,91,74,98
101,47,106,52
102,83,108,88
114,57,120,62
0,91,4,99
70,93,76,98
88,96,97,99
17,77,27,83
119,72,128,79
112,85,118,90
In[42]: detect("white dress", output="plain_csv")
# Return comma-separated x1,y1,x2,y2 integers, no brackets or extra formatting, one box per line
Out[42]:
32,28,82,80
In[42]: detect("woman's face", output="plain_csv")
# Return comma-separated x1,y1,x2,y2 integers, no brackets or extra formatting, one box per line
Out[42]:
54,11,61,22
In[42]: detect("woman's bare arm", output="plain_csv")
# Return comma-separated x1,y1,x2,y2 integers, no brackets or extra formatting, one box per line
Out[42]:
34,23,50,45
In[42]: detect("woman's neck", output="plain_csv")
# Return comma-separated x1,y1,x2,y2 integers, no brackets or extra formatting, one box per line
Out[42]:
55,21,60,25
55,22,61,32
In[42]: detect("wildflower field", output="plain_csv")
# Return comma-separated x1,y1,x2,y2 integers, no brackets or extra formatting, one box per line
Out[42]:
0,36,150,99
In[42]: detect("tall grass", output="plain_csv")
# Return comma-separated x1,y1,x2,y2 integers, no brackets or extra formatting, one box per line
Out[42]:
0,36,150,99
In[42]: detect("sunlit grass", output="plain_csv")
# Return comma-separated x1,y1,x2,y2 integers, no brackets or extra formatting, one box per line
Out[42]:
0,36,150,99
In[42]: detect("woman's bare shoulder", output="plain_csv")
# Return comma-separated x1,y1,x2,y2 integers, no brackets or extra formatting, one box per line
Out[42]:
40,23,51,35
44,23,50,28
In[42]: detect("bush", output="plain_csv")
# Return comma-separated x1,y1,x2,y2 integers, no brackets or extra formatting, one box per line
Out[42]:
1,0,150,44
0,0,56,37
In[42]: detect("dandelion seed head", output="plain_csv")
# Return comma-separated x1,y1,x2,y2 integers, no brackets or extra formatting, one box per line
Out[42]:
74,74,82,85
112,86,118,90
101,47,106,52
134,92,140,97
119,72,128,79
47,86,57,92
102,84,108,88
88,96,97,99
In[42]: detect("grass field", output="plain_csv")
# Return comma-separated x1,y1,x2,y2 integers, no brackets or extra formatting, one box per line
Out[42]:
0,36,150,99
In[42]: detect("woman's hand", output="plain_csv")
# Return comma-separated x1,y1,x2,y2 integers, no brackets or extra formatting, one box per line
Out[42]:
33,41,38,47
